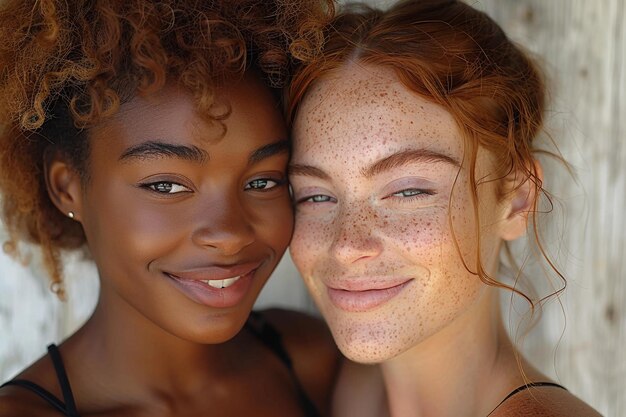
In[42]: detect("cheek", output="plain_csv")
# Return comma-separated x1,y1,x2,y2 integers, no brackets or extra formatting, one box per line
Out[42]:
83,183,185,262
380,209,447,254
253,196,294,252
290,213,329,273
363,203,454,277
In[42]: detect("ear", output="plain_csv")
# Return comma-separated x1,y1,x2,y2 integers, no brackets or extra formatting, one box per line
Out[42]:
45,152,83,222
499,160,543,241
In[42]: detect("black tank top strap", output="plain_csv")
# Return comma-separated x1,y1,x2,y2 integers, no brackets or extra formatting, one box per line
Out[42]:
0,344,80,417
488,381,568,415
47,344,79,416
501,381,567,403
0,379,68,413
245,311,322,417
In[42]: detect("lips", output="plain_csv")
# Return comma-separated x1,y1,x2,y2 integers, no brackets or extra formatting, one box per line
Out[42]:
325,277,413,312
166,261,261,282
164,261,262,308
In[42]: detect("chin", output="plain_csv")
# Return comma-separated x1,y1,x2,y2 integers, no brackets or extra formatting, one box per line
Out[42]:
170,308,252,345
326,314,416,364
335,334,411,364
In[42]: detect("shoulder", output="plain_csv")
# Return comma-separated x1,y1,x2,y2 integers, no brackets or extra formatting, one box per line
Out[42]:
0,384,60,417
258,308,342,413
0,351,63,417
491,385,603,417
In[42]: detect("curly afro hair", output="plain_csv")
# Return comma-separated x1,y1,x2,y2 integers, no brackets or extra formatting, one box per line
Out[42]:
0,0,333,298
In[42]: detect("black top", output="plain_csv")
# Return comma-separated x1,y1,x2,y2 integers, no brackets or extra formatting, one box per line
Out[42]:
0,311,321,417
487,381,568,415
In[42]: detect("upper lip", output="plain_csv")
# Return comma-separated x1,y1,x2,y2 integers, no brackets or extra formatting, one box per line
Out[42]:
165,261,263,281
325,276,413,292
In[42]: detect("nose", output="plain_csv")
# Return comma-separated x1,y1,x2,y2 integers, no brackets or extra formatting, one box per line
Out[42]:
191,196,255,256
330,205,383,265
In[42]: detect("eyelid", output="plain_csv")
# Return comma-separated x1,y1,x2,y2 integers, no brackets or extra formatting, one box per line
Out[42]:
141,181,192,195
137,173,195,195
380,177,437,197
244,177,287,191
292,186,337,204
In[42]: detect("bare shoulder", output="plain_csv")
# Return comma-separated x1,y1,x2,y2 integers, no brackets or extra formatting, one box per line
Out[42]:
491,385,603,417
0,352,62,417
258,308,341,413
0,383,60,417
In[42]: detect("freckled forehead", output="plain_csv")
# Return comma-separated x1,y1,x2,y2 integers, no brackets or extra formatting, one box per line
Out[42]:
293,64,462,166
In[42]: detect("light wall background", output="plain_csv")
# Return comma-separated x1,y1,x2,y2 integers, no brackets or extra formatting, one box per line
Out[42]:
0,0,624,416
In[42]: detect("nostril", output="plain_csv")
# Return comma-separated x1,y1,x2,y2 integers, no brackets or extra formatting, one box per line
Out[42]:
330,225,382,265
191,223,255,255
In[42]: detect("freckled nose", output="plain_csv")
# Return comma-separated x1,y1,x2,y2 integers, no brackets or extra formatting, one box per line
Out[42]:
330,207,383,264
191,198,255,256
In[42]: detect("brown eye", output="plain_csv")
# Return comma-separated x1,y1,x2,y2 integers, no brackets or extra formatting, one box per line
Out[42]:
144,182,191,194
245,178,281,190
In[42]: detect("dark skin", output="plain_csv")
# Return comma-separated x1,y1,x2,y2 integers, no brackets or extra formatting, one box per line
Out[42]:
0,74,339,416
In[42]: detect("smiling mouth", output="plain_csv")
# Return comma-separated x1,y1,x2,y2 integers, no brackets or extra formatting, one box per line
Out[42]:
163,266,259,309
202,276,241,289
165,273,244,289
326,279,413,312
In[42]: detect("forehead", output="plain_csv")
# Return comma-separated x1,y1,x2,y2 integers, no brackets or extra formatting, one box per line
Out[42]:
292,64,463,166
90,77,286,155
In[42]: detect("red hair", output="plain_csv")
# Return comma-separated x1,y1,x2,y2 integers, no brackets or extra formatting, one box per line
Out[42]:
288,0,563,308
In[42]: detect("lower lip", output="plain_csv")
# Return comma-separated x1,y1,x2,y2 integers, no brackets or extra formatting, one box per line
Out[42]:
327,280,412,312
166,270,256,309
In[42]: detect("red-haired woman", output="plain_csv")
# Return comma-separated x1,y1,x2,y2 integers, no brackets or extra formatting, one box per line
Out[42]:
287,1,601,415
0,1,338,416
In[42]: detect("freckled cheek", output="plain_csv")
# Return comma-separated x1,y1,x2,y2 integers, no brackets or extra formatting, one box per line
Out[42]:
377,209,450,255
290,214,331,275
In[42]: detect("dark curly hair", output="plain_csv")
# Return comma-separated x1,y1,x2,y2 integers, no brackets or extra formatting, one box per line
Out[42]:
0,0,333,298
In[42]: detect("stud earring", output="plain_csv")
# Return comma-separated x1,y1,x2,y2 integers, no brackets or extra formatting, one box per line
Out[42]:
68,211,75,219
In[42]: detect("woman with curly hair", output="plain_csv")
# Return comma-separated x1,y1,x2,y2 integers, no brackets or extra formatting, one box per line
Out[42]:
287,0,601,415
0,1,338,416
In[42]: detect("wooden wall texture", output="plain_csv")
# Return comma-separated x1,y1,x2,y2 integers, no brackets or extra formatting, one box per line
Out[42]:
0,0,624,416
470,2,626,415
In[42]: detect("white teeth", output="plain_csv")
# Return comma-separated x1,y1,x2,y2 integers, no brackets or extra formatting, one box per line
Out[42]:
204,276,241,289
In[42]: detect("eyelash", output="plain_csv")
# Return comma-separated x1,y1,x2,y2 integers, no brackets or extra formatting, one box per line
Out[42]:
298,195,337,204
142,181,191,195
385,188,436,202
141,177,286,195
244,178,286,191
297,188,435,205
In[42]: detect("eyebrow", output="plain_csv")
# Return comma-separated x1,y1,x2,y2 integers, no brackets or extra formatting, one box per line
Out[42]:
289,148,460,180
362,148,460,178
249,139,290,164
119,139,289,165
119,141,209,163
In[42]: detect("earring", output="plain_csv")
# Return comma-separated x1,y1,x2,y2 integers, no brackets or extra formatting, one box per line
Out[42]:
68,211,75,219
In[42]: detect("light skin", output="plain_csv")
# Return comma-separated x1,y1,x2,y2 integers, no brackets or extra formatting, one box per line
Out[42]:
0,74,338,416
289,64,600,417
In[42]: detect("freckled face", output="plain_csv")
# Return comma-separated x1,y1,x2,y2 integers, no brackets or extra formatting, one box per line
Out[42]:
289,65,507,362
79,75,292,343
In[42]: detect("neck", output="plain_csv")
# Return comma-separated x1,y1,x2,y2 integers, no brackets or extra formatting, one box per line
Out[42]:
64,284,241,409
380,288,524,417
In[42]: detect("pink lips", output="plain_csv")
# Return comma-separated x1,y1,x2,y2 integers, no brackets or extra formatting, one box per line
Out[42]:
164,261,261,309
326,278,413,312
